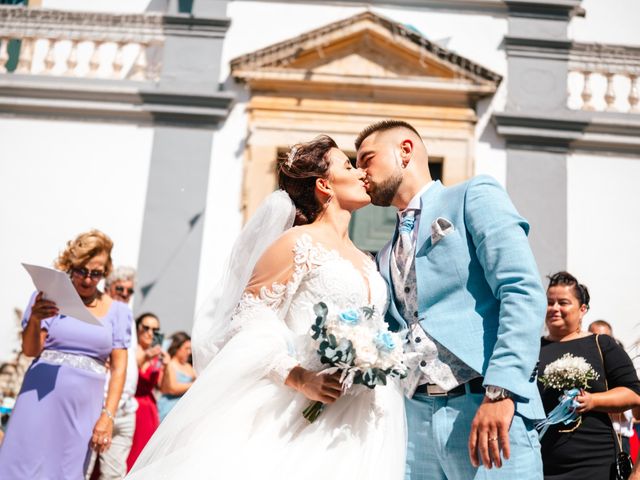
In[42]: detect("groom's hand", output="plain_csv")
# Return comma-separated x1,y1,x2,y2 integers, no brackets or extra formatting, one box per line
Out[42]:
468,396,515,469
285,366,343,404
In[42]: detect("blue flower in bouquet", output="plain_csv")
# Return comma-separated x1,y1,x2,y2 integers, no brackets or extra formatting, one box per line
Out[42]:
338,309,360,325
376,331,396,351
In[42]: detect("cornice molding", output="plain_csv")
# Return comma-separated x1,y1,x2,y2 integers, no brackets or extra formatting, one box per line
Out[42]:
0,6,229,41
504,0,585,19
569,42,640,74
0,76,234,127
162,14,231,39
504,36,572,59
238,0,508,16
493,111,640,154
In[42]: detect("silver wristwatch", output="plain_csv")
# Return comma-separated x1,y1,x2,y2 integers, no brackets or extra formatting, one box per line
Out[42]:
485,385,511,401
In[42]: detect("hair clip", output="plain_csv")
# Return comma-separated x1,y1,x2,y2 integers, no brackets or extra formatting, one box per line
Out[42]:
286,146,298,168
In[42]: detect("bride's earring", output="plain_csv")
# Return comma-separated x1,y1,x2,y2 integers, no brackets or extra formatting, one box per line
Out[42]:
325,194,333,206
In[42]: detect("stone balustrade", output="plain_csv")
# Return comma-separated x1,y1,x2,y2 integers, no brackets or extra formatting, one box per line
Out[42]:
0,6,164,81
568,42,640,114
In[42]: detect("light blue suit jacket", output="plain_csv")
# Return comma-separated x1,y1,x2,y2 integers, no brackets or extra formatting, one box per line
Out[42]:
378,175,546,421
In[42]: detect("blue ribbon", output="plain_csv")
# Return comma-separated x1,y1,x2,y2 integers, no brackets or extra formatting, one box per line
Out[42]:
536,388,581,439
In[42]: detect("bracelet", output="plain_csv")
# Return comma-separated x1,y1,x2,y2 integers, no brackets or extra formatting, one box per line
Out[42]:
101,407,115,422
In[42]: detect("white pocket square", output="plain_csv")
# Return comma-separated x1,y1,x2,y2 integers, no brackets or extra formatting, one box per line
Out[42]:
431,217,454,244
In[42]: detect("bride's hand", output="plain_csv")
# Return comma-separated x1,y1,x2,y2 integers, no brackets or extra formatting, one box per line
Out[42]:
285,366,343,404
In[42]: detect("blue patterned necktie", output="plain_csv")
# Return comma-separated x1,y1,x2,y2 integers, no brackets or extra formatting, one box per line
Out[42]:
394,209,416,282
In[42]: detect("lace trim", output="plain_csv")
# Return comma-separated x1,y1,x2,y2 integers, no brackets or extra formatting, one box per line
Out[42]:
40,349,107,375
234,233,340,315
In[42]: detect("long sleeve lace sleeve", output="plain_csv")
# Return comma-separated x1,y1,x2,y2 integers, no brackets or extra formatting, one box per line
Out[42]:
227,230,311,384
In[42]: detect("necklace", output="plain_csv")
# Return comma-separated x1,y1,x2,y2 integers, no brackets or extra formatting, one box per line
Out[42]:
82,293,99,308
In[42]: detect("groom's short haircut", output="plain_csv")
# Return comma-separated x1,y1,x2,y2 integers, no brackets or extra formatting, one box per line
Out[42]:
355,119,422,150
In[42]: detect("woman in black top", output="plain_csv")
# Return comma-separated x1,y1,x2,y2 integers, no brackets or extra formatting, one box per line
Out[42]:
538,272,640,480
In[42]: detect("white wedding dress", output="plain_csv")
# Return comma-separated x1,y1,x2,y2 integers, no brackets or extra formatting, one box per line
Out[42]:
127,233,406,479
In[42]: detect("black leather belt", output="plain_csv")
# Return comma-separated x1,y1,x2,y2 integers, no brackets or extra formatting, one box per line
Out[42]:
415,377,485,397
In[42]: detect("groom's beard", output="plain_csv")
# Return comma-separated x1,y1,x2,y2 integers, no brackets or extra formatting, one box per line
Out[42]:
367,168,403,207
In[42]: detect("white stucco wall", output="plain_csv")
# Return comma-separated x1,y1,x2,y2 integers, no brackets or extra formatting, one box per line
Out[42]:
0,118,153,361
567,153,640,350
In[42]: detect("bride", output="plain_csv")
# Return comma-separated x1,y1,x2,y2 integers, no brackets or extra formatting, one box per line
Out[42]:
126,135,406,479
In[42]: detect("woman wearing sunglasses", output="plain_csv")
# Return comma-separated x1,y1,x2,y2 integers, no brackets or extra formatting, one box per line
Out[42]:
126,312,169,471
0,230,131,479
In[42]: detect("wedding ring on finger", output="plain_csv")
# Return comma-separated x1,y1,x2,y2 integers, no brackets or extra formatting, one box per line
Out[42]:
102,438,109,444
488,436,498,441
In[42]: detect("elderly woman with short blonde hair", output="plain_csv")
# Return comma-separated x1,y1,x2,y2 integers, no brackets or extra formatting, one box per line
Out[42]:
0,229,132,479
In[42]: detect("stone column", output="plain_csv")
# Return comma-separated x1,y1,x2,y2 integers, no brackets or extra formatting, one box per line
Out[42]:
500,0,583,278
135,7,231,335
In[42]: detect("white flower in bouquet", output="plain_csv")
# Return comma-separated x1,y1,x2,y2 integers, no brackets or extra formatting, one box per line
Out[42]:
539,353,599,391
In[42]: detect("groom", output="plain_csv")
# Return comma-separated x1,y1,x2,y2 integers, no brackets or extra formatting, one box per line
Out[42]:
355,120,546,479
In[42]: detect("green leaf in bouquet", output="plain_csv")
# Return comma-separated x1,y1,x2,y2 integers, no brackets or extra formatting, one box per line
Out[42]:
362,305,375,320
310,320,325,340
313,302,329,320
310,303,329,340
319,338,355,365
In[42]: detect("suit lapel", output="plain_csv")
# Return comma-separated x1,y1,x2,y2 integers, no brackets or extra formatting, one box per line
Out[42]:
417,180,444,253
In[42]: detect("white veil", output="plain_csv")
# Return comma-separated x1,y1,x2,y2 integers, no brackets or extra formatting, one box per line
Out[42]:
191,190,296,373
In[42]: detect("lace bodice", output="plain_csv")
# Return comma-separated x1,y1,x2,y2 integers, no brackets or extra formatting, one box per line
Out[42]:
231,233,389,382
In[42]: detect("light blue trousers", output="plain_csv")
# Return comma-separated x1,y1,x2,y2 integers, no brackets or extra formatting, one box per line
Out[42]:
405,389,542,480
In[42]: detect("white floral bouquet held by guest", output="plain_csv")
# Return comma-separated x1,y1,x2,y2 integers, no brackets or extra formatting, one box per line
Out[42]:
303,302,408,422
536,353,599,437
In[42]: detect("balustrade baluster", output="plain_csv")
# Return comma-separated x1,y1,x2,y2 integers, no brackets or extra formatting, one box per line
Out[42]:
43,38,57,73
112,41,126,77
15,37,34,74
604,72,617,111
65,39,79,76
0,37,9,73
88,41,102,76
580,71,594,111
629,74,639,113
129,43,148,80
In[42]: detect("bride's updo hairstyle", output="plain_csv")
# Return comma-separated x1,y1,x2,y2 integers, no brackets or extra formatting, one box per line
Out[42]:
278,134,337,225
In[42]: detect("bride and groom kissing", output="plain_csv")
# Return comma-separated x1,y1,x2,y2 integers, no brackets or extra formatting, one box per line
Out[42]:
126,120,546,480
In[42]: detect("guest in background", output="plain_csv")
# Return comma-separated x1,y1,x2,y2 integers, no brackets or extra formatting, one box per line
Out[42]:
538,271,640,480
587,319,635,456
158,332,196,422
0,230,131,479
589,319,614,337
87,267,139,480
106,266,136,305
126,313,168,472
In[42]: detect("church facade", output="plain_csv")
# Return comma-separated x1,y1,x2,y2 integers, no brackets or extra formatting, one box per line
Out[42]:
0,0,638,359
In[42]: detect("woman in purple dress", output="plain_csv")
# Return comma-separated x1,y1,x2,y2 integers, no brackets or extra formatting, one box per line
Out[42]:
0,230,131,479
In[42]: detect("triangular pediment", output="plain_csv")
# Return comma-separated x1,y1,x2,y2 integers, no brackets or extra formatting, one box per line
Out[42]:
231,11,501,94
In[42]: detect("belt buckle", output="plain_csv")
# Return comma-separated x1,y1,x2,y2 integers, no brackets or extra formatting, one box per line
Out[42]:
426,384,448,397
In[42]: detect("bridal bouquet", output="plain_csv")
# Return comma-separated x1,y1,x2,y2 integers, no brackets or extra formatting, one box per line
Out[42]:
536,353,599,437
303,302,407,422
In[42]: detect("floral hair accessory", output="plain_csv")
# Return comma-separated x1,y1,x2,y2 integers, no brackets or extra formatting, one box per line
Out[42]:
285,145,298,168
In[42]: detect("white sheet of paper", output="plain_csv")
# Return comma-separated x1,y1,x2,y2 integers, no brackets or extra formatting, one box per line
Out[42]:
22,263,101,326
